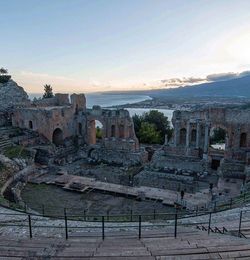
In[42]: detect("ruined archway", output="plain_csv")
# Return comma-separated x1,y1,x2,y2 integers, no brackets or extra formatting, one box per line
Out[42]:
96,120,103,142
52,128,64,146
191,129,196,145
209,126,227,170
240,133,247,148
29,120,33,129
180,128,186,146
78,123,82,136
119,124,125,139
210,127,226,150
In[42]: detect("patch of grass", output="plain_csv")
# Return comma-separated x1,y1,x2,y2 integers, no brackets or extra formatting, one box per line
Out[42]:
3,146,30,159
0,195,9,205
8,128,24,138
0,162,6,171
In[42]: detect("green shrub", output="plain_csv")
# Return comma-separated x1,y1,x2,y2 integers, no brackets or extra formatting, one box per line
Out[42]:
0,75,11,84
3,146,30,159
133,110,173,144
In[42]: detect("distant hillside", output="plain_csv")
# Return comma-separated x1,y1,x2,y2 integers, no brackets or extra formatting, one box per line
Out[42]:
149,75,250,98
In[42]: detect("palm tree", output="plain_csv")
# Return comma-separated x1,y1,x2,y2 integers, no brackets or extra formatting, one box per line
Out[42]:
43,84,54,98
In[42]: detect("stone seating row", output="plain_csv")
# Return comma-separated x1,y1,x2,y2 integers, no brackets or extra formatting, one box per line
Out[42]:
1,230,250,259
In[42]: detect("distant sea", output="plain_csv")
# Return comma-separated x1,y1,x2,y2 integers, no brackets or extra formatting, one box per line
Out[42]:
28,93,174,120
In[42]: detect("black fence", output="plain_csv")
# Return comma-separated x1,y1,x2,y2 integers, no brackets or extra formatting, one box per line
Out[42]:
0,209,249,240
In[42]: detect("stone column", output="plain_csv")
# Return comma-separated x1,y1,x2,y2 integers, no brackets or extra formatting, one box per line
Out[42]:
196,120,200,149
186,121,190,148
174,121,180,147
204,123,210,154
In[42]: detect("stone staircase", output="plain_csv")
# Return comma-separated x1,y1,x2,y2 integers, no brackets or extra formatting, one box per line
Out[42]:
0,126,16,151
0,135,12,150
1,231,250,259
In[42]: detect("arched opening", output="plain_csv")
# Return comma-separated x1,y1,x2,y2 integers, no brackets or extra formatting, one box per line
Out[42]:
211,159,221,170
75,104,79,115
96,120,103,142
89,120,103,145
179,128,186,146
78,123,82,136
29,120,33,129
240,133,247,147
119,124,125,138
111,125,116,138
210,127,226,150
191,129,196,145
52,128,64,146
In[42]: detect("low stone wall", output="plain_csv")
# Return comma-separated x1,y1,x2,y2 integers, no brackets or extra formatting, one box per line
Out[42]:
84,147,148,166
218,160,246,179
134,170,197,193
151,154,206,172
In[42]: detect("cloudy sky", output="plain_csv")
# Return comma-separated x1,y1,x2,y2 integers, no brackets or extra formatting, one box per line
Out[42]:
1,0,250,93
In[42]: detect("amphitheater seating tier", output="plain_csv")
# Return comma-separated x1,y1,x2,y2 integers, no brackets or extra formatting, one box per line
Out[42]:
1,230,250,259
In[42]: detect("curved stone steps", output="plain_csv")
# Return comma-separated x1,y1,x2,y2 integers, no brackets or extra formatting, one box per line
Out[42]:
1,231,250,259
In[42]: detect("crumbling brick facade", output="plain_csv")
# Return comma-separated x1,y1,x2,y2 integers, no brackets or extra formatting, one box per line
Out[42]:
12,93,139,152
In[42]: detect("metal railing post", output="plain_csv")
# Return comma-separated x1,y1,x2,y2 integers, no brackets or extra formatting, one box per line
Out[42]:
139,215,141,239
64,208,68,240
208,212,212,234
174,212,178,238
28,214,32,239
238,211,243,237
102,216,105,240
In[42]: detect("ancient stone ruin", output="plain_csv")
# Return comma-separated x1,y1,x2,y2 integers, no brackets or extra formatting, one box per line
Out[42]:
157,107,250,177
8,86,146,166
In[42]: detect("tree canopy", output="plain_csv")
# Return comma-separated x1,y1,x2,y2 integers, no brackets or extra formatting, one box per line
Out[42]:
133,110,173,144
0,67,11,83
96,126,102,139
210,128,226,144
43,84,54,99
0,68,8,75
